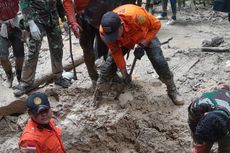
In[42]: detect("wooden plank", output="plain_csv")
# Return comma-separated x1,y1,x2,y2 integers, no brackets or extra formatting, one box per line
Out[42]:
172,58,200,79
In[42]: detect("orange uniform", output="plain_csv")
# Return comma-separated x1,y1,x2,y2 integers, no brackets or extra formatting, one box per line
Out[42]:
100,4,161,70
63,0,89,27
19,119,66,153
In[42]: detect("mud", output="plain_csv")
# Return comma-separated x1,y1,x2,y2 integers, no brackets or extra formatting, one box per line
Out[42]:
0,2,230,153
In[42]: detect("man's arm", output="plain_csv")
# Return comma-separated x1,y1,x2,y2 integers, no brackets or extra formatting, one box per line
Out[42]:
63,0,81,37
136,10,161,45
63,0,77,27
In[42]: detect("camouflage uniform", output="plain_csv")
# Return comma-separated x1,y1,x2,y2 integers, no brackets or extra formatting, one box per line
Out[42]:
19,0,66,87
188,89,230,153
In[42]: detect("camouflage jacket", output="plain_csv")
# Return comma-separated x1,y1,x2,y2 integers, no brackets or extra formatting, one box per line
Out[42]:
20,0,65,27
188,89,230,136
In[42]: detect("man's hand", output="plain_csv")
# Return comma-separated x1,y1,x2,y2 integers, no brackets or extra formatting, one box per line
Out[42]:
190,144,206,153
71,23,82,38
28,20,41,40
134,45,145,60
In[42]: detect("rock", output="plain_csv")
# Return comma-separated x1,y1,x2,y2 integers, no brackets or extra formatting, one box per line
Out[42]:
118,92,134,108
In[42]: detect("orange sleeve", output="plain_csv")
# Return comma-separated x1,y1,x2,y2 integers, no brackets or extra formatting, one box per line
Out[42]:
136,10,161,43
107,43,126,70
145,13,161,43
63,0,78,27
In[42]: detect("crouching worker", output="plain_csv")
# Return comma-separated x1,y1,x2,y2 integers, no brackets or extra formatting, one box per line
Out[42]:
19,92,66,153
97,4,184,105
188,89,230,153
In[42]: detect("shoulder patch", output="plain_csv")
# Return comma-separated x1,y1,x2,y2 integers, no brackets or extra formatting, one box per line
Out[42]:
137,15,146,24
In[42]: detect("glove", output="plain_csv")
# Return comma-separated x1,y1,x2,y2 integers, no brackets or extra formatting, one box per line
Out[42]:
62,21,69,33
134,45,145,60
28,20,41,40
123,74,132,84
71,23,82,38
190,144,206,153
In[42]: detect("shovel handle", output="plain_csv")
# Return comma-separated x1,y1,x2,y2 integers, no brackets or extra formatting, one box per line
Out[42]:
129,57,137,76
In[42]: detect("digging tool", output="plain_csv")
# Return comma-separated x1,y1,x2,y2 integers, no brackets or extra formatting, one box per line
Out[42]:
130,45,145,76
69,26,77,80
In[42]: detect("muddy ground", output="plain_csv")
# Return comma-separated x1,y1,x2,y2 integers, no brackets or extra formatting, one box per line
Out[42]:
0,2,230,153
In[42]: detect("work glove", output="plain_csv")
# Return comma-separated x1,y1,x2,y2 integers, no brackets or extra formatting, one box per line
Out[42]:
28,20,41,40
62,21,69,34
134,45,145,60
71,22,82,38
190,144,206,153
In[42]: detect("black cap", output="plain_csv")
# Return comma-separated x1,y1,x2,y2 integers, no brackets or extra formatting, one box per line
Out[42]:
101,11,121,43
27,92,50,114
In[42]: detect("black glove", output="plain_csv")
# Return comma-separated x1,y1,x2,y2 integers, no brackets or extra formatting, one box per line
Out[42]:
134,45,145,60
123,74,132,84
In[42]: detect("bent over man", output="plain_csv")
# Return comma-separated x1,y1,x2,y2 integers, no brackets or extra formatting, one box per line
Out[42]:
98,4,184,105
188,89,230,153
0,0,24,88
15,0,70,96
19,92,66,153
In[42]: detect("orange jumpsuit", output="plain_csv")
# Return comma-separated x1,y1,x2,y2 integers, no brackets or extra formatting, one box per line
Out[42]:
100,4,161,70
19,119,66,153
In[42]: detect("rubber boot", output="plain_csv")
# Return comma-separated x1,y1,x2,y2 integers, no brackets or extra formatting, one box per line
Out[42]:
164,78,184,105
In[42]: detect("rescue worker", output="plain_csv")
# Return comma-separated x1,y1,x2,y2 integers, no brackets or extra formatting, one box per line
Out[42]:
156,0,177,25
14,0,71,96
63,0,122,87
188,89,230,153
0,0,24,88
19,92,66,153
98,4,184,105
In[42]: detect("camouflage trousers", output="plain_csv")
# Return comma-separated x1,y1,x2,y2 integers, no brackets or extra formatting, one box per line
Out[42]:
21,23,63,86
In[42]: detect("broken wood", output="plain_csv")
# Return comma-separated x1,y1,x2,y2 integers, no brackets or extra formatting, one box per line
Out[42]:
161,37,173,45
201,47,230,52
14,56,84,97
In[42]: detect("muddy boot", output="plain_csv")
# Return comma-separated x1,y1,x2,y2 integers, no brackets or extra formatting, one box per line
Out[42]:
164,79,184,105
14,83,28,97
55,76,71,88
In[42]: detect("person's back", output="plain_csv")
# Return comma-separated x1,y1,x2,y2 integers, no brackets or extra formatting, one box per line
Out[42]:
188,89,230,153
